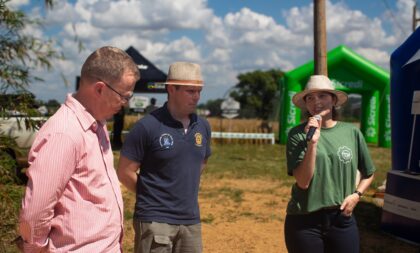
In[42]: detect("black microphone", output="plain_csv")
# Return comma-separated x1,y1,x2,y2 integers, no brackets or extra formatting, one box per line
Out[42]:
306,115,322,141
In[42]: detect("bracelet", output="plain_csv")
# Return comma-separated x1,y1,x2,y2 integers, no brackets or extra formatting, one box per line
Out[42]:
354,190,363,198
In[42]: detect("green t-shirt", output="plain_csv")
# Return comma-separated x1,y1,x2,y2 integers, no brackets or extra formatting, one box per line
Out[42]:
286,121,376,215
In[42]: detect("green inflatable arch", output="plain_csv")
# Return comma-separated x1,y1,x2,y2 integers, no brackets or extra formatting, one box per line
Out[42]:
279,45,391,148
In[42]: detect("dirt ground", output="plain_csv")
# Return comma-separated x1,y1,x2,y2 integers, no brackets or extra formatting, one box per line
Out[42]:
122,177,419,253
200,177,289,253
122,177,289,253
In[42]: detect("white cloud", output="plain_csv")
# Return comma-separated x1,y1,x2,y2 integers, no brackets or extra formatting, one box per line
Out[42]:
161,37,202,62
284,5,313,33
6,0,29,9
355,48,390,69
62,22,102,40
44,0,81,25
16,0,414,103
83,0,213,31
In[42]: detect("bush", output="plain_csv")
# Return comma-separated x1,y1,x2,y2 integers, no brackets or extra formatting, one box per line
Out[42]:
0,184,24,252
0,151,19,184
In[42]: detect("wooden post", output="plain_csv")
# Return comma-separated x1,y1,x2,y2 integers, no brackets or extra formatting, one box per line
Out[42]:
314,0,328,75
413,3,420,32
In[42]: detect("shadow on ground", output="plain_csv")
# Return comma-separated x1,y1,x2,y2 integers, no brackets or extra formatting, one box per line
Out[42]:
355,201,419,253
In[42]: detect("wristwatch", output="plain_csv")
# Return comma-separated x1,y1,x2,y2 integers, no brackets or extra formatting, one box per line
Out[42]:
354,190,363,198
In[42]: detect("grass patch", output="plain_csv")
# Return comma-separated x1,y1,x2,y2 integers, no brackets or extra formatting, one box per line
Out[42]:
0,184,24,253
205,143,391,187
205,144,287,180
218,187,244,203
264,200,279,207
201,213,215,224
0,142,406,253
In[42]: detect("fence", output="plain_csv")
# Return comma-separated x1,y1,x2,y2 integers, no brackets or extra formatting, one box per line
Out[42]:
207,118,278,145
113,116,279,145
211,131,275,144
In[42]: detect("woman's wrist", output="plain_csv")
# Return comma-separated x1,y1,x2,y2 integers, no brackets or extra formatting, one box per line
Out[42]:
353,190,363,199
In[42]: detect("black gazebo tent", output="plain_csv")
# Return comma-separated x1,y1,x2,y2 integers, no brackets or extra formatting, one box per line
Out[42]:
125,46,167,93
75,46,167,93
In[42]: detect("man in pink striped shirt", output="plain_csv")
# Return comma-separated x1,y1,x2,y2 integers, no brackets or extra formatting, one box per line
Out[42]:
18,46,140,252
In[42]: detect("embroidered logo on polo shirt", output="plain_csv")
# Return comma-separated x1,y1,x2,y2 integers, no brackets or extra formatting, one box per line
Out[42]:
337,146,352,164
159,133,174,149
194,133,203,147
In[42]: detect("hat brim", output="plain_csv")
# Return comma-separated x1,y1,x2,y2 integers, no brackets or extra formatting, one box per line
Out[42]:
165,79,203,87
292,89,348,109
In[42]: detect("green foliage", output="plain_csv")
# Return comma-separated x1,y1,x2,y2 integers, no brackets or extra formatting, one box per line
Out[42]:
0,0,60,95
198,98,224,117
230,69,284,120
0,151,18,184
0,133,22,185
0,184,24,252
0,0,62,180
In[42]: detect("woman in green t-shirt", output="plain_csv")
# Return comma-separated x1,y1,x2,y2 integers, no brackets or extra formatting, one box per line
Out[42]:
284,75,375,253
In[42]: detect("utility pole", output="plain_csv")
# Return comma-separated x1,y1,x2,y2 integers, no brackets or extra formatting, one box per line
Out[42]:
314,0,328,76
413,3,420,32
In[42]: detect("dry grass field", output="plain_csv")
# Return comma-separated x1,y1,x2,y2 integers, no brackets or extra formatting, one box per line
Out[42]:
1,116,419,253
117,143,418,253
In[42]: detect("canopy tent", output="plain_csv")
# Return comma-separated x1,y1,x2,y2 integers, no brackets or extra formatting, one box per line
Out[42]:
75,46,167,93
125,46,167,93
381,27,420,245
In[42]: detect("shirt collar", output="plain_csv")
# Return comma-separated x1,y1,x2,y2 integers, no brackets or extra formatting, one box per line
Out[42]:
65,94,100,132
151,102,197,128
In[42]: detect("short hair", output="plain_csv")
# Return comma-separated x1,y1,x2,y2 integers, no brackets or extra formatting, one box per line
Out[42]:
81,46,140,85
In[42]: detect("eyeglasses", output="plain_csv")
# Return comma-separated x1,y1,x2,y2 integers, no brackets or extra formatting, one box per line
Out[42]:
99,79,133,103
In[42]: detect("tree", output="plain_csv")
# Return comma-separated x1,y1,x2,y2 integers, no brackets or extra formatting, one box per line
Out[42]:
45,98,61,114
198,98,223,117
0,0,61,183
1,0,58,111
229,69,284,120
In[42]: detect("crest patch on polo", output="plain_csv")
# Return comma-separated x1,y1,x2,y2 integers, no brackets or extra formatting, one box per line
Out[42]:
194,132,203,147
337,146,352,164
159,133,174,149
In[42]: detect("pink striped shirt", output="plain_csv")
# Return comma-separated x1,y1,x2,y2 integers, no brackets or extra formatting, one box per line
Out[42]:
19,94,124,252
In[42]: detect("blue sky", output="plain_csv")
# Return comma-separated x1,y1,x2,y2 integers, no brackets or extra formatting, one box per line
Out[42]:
7,0,420,104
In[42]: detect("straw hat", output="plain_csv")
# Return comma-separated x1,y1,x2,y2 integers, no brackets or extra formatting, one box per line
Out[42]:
164,62,203,86
292,75,348,109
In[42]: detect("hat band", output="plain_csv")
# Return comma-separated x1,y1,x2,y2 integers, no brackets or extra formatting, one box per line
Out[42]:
166,79,203,84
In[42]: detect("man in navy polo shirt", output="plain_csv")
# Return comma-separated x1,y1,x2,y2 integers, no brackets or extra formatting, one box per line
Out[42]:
118,62,211,253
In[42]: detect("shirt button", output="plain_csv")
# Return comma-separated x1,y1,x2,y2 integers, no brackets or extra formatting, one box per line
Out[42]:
92,122,98,132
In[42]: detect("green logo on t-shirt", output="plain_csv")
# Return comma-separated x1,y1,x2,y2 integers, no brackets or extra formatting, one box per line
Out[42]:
337,146,352,164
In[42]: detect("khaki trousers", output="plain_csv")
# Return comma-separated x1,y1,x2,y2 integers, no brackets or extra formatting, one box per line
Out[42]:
133,219,202,253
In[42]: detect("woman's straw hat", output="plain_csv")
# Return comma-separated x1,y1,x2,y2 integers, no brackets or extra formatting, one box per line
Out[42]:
164,62,203,87
292,75,348,109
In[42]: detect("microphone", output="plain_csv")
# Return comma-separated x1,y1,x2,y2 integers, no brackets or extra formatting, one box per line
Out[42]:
306,115,322,141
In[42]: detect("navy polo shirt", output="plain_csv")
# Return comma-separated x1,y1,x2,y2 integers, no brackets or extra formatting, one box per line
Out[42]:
121,103,211,224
